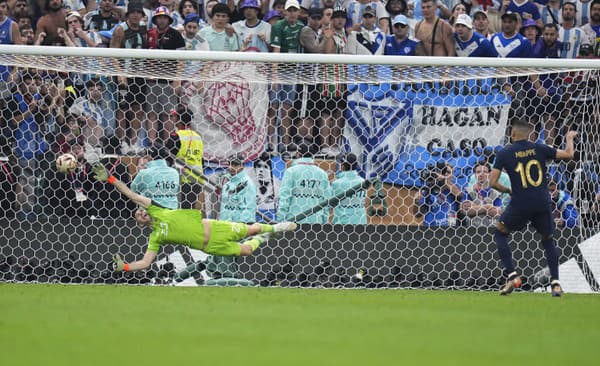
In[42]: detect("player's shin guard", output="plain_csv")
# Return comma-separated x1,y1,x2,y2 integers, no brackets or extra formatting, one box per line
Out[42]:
494,229,515,275
542,237,559,281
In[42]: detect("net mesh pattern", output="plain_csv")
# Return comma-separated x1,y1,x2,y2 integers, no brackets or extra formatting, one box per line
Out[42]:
0,50,599,292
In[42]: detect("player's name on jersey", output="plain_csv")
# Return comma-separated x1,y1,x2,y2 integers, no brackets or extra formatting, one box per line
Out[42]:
515,149,536,158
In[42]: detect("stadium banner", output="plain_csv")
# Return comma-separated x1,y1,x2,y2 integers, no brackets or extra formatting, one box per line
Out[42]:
343,83,511,187
189,62,269,165
1,217,596,292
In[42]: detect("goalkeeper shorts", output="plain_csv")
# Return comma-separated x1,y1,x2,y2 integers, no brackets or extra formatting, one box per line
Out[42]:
205,220,249,257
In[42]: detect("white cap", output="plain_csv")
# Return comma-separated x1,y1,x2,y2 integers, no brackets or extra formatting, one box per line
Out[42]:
455,14,473,29
392,14,409,26
284,0,300,10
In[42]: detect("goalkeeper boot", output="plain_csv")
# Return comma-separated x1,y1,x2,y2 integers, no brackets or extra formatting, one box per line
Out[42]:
499,272,522,296
550,280,563,297
272,222,298,239
273,222,298,233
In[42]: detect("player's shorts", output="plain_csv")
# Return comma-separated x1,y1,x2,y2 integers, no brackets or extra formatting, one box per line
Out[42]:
205,220,249,257
499,203,555,237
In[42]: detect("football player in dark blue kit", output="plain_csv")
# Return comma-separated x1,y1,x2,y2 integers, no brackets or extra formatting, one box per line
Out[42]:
490,119,577,297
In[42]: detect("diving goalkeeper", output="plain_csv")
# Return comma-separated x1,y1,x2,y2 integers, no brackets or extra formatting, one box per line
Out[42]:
91,164,297,272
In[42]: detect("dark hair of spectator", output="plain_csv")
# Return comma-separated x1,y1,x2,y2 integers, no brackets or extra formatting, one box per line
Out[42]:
273,0,286,8
543,23,559,31
562,2,577,11
0,0,9,5
385,0,407,15
19,23,33,33
592,0,600,8
211,3,231,17
179,0,199,16
472,160,490,175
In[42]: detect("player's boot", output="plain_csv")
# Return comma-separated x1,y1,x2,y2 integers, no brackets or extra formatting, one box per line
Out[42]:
273,222,298,233
499,272,522,296
550,280,563,297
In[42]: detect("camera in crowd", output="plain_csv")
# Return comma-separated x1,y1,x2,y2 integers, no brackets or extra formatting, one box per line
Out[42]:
420,161,450,194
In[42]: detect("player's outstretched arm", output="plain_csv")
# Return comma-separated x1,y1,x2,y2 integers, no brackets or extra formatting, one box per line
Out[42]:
113,250,157,272
92,164,151,208
490,168,511,194
555,131,578,160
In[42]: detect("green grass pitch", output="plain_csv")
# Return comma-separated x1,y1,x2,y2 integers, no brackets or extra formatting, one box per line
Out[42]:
1,284,598,366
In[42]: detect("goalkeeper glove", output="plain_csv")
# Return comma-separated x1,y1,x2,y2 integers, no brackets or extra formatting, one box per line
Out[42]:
92,164,109,182
113,254,125,272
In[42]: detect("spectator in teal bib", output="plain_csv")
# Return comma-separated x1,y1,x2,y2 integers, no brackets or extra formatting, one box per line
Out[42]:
278,144,330,224
220,156,257,223
131,146,180,209
331,153,367,224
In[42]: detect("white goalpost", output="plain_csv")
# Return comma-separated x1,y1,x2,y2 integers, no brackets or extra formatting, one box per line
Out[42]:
0,45,599,292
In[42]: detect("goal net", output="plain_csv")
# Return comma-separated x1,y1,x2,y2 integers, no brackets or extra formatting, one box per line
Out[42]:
0,46,599,292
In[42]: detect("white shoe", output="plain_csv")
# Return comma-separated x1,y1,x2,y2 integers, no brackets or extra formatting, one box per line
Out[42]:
273,222,297,233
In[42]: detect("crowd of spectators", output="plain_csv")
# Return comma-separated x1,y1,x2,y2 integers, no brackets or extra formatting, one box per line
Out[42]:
0,0,599,225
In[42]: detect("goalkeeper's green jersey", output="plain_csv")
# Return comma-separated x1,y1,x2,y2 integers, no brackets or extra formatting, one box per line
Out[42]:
147,204,205,252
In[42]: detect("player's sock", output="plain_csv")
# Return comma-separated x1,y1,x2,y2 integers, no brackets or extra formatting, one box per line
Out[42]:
258,224,274,233
494,229,515,274
542,237,559,280
246,234,270,251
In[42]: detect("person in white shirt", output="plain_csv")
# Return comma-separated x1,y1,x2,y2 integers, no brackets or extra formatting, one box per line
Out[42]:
61,10,102,47
198,2,239,51
233,0,272,51
182,13,210,50
346,5,386,54
346,0,390,34
559,1,589,58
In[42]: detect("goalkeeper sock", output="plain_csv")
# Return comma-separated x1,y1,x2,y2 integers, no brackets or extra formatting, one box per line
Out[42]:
494,229,515,275
246,234,269,251
259,224,274,233
542,237,559,280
